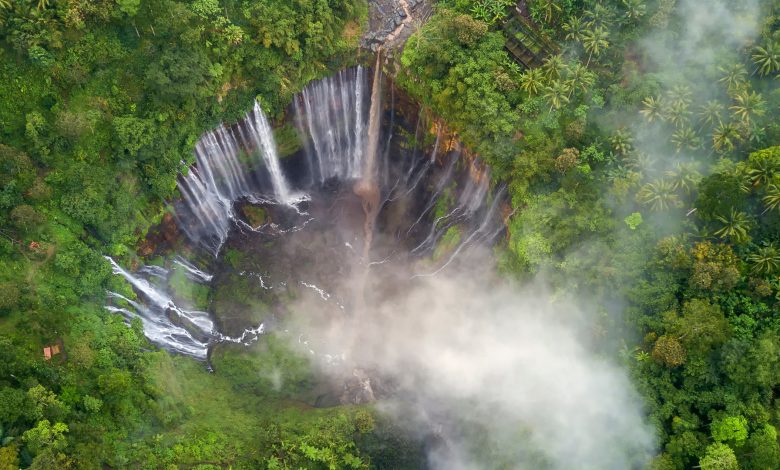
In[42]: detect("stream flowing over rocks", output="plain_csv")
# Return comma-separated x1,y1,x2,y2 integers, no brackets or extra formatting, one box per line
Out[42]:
362,0,431,53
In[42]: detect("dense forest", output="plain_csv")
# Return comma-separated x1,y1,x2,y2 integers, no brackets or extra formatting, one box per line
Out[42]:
1,0,779,468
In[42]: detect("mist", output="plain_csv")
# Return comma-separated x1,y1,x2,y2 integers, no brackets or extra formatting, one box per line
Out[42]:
629,0,761,173
287,254,656,469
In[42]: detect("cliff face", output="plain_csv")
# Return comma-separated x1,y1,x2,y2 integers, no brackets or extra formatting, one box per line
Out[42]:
362,0,432,54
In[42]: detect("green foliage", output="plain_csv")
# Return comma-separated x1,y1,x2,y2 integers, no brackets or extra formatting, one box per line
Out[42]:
0,0,366,466
469,0,514,25
711,415,748,445
624,212,643,230
699,443,738,470
398,10,521,170
0,0,778,467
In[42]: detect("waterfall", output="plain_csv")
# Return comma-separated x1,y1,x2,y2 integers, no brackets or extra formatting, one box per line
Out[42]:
109,66,508,362
294,67,370,183
240,102,291,203
173,256,214,283
105,256,214,358
105,256,265,358
175,101,290,255
361,56,383,193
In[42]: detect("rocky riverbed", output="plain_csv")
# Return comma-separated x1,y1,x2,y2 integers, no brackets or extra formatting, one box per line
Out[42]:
362,0,431,53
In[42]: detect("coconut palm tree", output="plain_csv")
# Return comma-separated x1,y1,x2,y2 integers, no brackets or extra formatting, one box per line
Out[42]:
584,3,615,28
640,96,665,122
637,179,681,211
718,64,748,91
0,0,9,25
565,63,596,96
712,122,742,153
622,0,646,22
610,129,633,157
582,27,609,66
666,101,691,128
752,41,780,76
535,0,562,24
519,67,545,96
762,179,780,213
667,84,692,108
624,151,657,178
563,16,587,43
664,161,702,195
698,100,724,128
748,243,780,275
730,89,766,125
747,157,779,188
714,208,752,244
541,54,567,81
671,127,702,153
542,80,570,111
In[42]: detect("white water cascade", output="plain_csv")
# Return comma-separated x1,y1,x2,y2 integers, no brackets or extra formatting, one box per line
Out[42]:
241,101,292,202
175,101,292,255
294,66,370,184
107,65,508,362
105,256,264,358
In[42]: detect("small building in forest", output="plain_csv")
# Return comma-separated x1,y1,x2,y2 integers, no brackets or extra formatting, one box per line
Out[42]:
43,339,64,361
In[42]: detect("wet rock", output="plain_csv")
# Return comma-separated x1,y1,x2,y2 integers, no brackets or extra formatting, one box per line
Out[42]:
337,368,399,405
363,0,429,52
340,368,377,404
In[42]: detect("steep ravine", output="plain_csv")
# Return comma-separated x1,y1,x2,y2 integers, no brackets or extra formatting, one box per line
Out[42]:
107,66,508,377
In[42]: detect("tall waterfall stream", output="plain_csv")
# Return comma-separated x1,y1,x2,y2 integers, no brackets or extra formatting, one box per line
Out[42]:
106,65,506,363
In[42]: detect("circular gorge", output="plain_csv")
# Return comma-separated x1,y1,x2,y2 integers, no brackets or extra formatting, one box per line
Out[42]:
106,64,507,390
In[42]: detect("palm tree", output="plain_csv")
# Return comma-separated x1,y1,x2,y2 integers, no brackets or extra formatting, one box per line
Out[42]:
752,41,780,76
622,0,646,21
664,161,702,195
730,89,766,125
762,180,780,213
519,68,545,96
624,151,657,178
536,0,562,24
582,27,609,66
671,127,702,153
563,16,587,43
698,100,724,128
747,157,779,188
712,122,742,153
0,0,8,26
666,101,691,128
542,80,571,111
640,96,665,122
637,179,681,211
718,64,747,91
667,84,692,108
610,129,633,157
748,243,780,275
584,4,615,28
714,208,752,244
565,63,596,96
541,54,567,81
